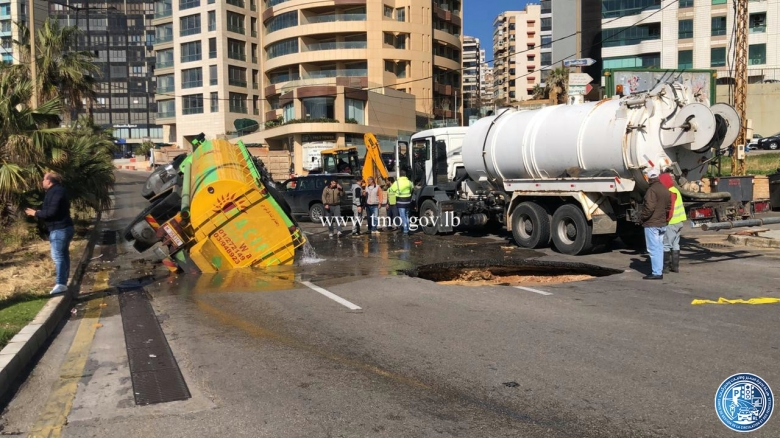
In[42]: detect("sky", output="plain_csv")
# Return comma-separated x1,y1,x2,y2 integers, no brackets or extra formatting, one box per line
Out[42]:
463,0,531,65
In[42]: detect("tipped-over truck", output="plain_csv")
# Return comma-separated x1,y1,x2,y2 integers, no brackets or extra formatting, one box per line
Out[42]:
405,82,741,254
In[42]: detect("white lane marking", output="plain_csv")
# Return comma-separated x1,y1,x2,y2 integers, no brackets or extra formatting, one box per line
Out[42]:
514,286,553,296
300,281,362,310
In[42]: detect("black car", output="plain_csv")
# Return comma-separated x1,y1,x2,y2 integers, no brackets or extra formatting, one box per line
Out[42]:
756,132,780,150
278,174,356,222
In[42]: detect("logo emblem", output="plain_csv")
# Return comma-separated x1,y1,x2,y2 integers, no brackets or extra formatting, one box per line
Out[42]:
715,373,773,432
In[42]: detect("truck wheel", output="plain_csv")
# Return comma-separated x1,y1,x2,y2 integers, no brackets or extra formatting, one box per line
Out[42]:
133,239,155,253
551,204,594,255
122,191,182,242
511,202,550,248
618,224,646,251
309,203,325,223
419,200,439,235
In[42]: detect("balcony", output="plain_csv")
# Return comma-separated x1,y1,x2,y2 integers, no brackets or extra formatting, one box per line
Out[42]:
228,25,245,35
228,52,246,61
157,85,174,93
154,7,172,18
303,69,367,79
750,25,766,33
180,0,199,10
229,78,247,87
156,60,174,68
180,27,201,37
305,13,366,24
156,34,173,44
226,0,244,7
157,111,176,119
303,41,367,52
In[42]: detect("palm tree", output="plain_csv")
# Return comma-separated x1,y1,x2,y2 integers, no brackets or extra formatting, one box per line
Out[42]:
531,84,547,100
13,18,99,122
545,67,570,105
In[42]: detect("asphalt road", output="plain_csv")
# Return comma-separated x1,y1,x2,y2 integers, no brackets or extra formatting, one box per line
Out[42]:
2,170,779,437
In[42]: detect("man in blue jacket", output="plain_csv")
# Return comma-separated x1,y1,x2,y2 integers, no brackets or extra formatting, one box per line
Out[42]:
25,173,74,295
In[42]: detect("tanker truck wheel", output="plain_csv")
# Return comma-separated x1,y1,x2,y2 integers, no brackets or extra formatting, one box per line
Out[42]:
419,200,439,236
551,204,594,255
511,202,551,249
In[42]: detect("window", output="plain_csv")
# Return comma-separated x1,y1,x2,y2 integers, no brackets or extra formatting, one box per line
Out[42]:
283,102,294,122
678,50,693,69
266,38,298,59
179,0,199,10
711,47,726,67
181,41,202,62
228,65,247,87
155,23,173,43
180,14,201,36
602,53,660,68
210,92,219,112
181,67,202,88
251,17,258,36
209,65,218,85
601,0,660,18
109,49,126,62
748,44,766,65
226,0,244,7
209,37,217,58
227,12,245,34
345,98,365,124
712,0,726,4
302,97,334,119
384,60,408,78
396,7,405,22
158,74,175,93
679,0,693,7
383,33,406,49
208,11,216,31
541,17,551,31
541,52,552,66
131,97,148,109
541,35,552,48
182,94,204,114
265,11,297,33
228,38,245,60
383,5,392,18
679,19,693,39
269,70,300,84
158,100,175,118
110,66,127,78
602,24,660,47
749,13,766,33
229,92,247,113
111,97,128,109
711,16,726,36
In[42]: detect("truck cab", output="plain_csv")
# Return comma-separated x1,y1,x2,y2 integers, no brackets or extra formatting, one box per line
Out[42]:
407,127,467,187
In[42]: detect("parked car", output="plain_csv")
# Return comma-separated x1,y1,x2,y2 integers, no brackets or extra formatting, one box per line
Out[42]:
756,132,780,150
747,134,762,151
278,173,356,222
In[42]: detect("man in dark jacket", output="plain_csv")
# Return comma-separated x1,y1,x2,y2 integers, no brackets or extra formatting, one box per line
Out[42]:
322,179,343,238
640,168,671,280
25,173,74,295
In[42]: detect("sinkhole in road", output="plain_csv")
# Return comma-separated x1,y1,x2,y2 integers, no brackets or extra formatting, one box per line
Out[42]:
406,259,622,287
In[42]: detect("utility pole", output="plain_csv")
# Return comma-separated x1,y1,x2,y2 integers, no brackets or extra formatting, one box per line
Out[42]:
732,0,748,176
28,0,37,108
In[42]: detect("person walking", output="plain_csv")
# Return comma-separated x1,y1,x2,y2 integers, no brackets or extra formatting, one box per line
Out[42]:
322,179,343,238
364,177,383,235
640,168,671,280
350,179,365,236
660,172,687,273
389,172,414,235
24,173,74,295
385,177,398,231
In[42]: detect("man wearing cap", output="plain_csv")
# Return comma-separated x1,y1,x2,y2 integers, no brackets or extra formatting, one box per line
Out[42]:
659,172,686,273
639,168,671,280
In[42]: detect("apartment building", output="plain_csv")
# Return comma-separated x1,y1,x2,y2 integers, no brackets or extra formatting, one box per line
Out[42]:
462,35,480,119
1,0,46,64
492,5,541,103
479,49,494,107
50,0,162,144
154,0,463,173
601,0,778,81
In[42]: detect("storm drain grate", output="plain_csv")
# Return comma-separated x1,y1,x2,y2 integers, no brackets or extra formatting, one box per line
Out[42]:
119,288,191,405
699,243,733,249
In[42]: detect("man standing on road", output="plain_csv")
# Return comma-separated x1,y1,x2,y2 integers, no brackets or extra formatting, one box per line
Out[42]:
640,168,671,280
350,179,365,236
364,177,383,235
385,177,398,231
24,173,74,295
389,172,414,235
322,179,343,238
660,172,687,273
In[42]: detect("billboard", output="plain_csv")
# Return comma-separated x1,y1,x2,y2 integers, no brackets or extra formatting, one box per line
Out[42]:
603,69,716,103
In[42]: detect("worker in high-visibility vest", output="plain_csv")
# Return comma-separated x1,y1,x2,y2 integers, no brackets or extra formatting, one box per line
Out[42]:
388,173,414,235
659,172,687,273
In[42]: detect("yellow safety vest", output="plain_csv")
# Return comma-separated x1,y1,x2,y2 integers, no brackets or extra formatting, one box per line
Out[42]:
669,187,687,225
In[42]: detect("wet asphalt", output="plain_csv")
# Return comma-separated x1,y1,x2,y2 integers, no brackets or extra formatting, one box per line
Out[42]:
2,170,780,438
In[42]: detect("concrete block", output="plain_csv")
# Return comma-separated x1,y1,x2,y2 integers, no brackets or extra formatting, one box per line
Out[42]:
31,298,60,325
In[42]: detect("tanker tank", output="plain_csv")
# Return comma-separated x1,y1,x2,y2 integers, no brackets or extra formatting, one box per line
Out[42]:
462,82,740,192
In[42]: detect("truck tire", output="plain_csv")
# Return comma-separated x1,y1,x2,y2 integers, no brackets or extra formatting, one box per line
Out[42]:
309,203,325,223
551,204,594,255
511,202,551,249
419,200,439,235
133,239,155,253
122,191,182,242
618,223,646,251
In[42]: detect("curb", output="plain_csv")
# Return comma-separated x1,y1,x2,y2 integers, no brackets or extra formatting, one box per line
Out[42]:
0,212,103,399
727,234,780,248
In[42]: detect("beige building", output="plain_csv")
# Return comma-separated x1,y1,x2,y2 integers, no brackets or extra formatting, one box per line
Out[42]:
154,0,463,174
492,5,541,104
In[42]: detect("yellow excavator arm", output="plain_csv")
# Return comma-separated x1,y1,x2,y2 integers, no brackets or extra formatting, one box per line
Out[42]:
362,133,390,187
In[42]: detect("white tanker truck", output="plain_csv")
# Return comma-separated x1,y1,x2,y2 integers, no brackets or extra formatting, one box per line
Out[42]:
405,82,741,255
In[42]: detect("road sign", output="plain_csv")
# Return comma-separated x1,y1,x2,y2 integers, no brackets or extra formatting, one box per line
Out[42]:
567,85,587,95
563,58,596,68
568,73,593,86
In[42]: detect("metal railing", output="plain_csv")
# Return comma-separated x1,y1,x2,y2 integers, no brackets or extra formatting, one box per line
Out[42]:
155,34,173,44
227,25,245,34
305,13,366,24
303,41,367,52
229,105,248,114
228,51,246,61
269,73,300,84
181,53,201,62
750,25,766,33
157,85,174,93
226,0,244,7
156,60,174,68
154,7,172,18
181,80,202,88
229,79,247,87
157,111,176,118
180,27,201,36
182,107,204,115
303,69,367,79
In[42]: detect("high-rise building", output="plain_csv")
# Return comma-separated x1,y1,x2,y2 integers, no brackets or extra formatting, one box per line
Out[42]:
47,0,161,145
154,0,463,173
601,0,778,82
1,0,46,64
479,49,494,109
462,35,480,120
492,5,541,104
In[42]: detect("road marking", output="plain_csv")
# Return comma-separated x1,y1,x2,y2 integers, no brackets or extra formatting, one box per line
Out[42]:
28,270,109,438
300,281,362,310
514,286,553,296
692,297,780,305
